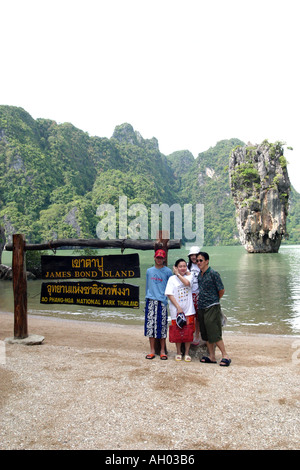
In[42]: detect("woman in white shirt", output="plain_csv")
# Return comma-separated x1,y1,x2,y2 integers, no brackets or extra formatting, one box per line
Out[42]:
165,258,195,362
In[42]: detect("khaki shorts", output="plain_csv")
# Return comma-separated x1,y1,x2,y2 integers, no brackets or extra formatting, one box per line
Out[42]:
198,304,222,343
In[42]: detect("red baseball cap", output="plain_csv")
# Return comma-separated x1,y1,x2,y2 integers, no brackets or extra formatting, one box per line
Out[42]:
155,249,166,258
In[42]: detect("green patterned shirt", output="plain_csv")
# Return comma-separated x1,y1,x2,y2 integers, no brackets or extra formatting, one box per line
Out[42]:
198,267,224,309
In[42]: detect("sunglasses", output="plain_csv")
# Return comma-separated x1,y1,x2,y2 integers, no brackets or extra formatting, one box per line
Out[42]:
196,259,205,263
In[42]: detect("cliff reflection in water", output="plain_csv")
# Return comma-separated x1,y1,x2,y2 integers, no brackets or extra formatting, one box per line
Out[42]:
219,245,300,334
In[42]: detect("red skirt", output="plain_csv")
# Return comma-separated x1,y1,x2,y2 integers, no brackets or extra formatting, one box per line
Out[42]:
169,315,195,343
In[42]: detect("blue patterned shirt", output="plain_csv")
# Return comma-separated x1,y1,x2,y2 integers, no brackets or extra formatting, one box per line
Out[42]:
145,266,172,305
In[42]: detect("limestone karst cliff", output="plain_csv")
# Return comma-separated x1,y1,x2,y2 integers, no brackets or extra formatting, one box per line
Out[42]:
229,141,290,253
1,106,300,247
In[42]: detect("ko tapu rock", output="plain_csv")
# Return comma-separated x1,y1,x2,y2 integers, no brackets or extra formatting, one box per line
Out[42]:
229,140,290,253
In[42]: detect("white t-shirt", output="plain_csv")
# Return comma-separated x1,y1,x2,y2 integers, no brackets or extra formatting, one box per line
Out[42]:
165,274,195,320
189,263,200,294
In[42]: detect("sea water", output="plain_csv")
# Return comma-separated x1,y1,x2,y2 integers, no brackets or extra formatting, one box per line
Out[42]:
1,245,300,336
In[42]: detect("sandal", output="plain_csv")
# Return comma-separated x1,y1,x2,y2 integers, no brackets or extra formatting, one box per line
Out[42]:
220,358,231,367
160,354,168,360
184,355,192,362
145,354,155,360
175,354,182,362
200,356,217,364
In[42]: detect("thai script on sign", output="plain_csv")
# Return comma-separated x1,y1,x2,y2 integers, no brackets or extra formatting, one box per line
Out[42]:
71,257,104,269
45,282,130,297
40,280,139,309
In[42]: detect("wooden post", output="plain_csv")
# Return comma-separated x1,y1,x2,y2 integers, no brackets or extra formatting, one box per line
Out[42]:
13,234,28,339
155,230,170,264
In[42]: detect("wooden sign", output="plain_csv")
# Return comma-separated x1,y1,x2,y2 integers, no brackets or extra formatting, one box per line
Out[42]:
41,253,140,280
40,281,139,309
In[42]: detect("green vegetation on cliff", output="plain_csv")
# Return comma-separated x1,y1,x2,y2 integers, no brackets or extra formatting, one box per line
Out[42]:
0,105,299,247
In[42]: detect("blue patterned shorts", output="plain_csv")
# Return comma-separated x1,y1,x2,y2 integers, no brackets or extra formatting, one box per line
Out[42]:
144,299,168,339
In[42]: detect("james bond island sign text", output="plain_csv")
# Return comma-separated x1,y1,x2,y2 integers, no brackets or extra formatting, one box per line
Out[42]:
41,253,140,279
40,253,140,308
40,281,139,308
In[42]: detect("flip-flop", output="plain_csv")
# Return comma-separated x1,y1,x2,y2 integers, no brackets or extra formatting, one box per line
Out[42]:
200,356,217,364
160,354,168,360
220,358,231,367
145,354,155,360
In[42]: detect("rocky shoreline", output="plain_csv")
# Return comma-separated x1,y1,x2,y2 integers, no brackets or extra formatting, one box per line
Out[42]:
0,264,36,280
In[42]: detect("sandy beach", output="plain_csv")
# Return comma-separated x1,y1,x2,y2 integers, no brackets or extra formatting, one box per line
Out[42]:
0,312,299,451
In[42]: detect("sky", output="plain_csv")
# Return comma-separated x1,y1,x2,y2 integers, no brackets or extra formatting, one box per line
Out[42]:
1,0,299,192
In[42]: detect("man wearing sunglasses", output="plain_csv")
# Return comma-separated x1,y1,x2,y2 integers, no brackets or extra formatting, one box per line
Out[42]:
196,252,231,366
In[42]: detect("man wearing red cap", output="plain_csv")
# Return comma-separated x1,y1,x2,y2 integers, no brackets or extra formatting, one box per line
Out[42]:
144,249,172,360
